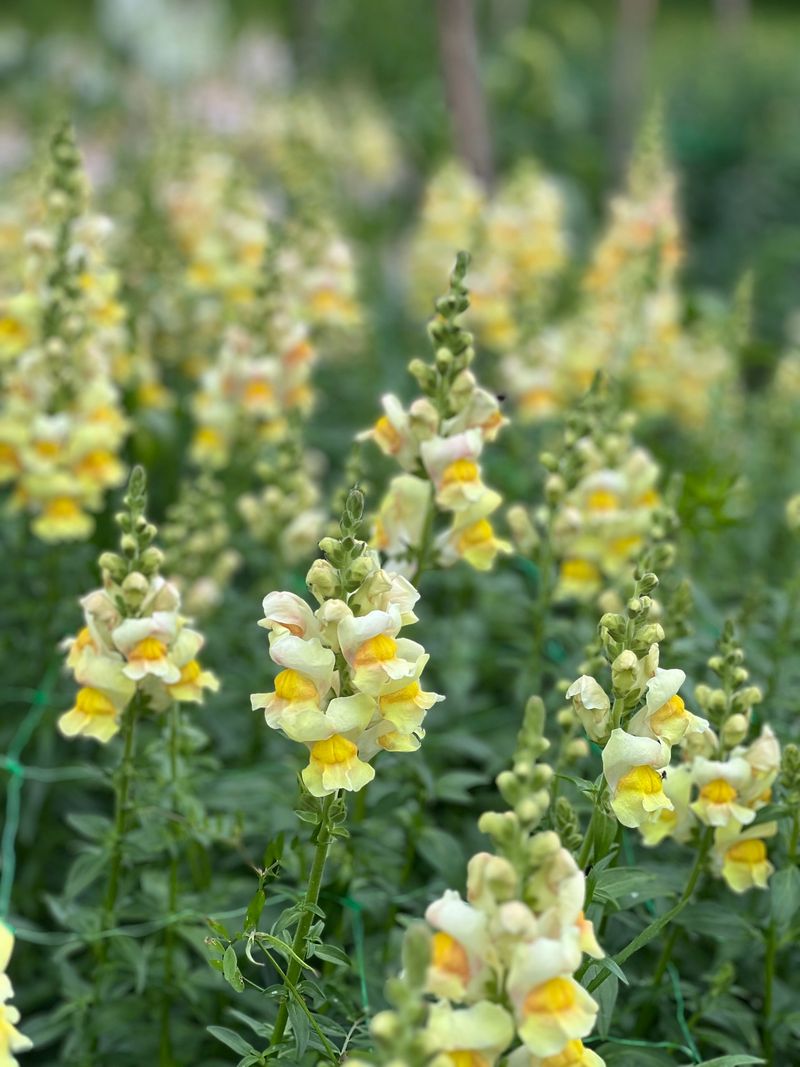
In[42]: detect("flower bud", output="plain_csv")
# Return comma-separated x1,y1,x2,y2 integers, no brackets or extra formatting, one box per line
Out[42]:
612,649,639,696
139,547,163,575
306,558,339,602
721,713,749,748
506,504,538,553
566,738,589,760
370,1011,400,1041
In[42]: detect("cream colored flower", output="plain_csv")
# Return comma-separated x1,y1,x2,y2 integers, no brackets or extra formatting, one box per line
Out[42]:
258,590,321,641
628,668,707,745
690,757,755,829
507,1041,605,1066
338,608,423,696
639,764,694,847
601,729,672,829
507,937,597,1057
425,1000,514,1067
421,431,486,511
713,822,777,894
425,890,492,1001
58,656,135,743
251,634,336,738
565,677,610,743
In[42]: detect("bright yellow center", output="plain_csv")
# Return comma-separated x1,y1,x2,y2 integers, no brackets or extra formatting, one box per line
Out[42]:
44,497,81,520
131,637,167,661
74,627,94,651
243,380,274,404
274,669,318,703
75,449,115,476
310,734,357,766
441,458,479,486
0,316,27,342
374,415,402,451
586,488,619,512
650,695,686,729
177,660,202,684
431,932,470,983
75,687,116,718
700,778,737,804
195,427,223,448
354,634,397,666
380,680,421,708
541,1041,589,1067
609,534,642,558
524,976,576,1015
445,1053,488,1067
617,765,664,796
35,440,61,459
636,488,660,507
0,442,19,467
560,558,600,582
727,838,767,865
457,519,493,552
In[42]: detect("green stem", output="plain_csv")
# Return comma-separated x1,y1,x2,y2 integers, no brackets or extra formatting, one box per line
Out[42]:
160,703,180,1066
763,921,777,1066
269,793,336,1050
577,777,607,873
410,487,436,586
788,808,799,866
589,829,711,996
99,694,141,954
530,528,554,694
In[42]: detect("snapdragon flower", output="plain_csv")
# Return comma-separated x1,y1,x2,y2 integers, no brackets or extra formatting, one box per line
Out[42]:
251,491,443,796
57,468,219,744
0,926,32,1066
0,123,129,540
362,254,511,577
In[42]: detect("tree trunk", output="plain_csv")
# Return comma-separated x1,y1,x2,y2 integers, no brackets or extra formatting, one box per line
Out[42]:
436,0,494,188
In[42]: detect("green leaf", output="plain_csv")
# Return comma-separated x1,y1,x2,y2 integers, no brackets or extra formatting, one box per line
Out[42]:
692,1057,764,1066
206,1026,258,1056
245,889,266,932
287,1000,310,1059
222,945,245,993
207,917,230,940
311,943,351,967
63,849,108,899
749,804,792,827
676,903,759,942
588,954,629,986
416,826,465,883
592,868,675,909
770,866,800,929
65,813,111,842
594,972,618,1039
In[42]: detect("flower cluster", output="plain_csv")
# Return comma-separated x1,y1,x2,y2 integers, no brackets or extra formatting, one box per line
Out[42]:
346,698,605,1067
568,581,780,894
0,123,129,540
408,160,567,352
58,467,219,744
508,383,665,605
162,153,363,379
362,253,511,575
161,474,241,618
251,489,443,796
0,925,31,1066
189,316,317,471
499,117,737,429
236,427,325,564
